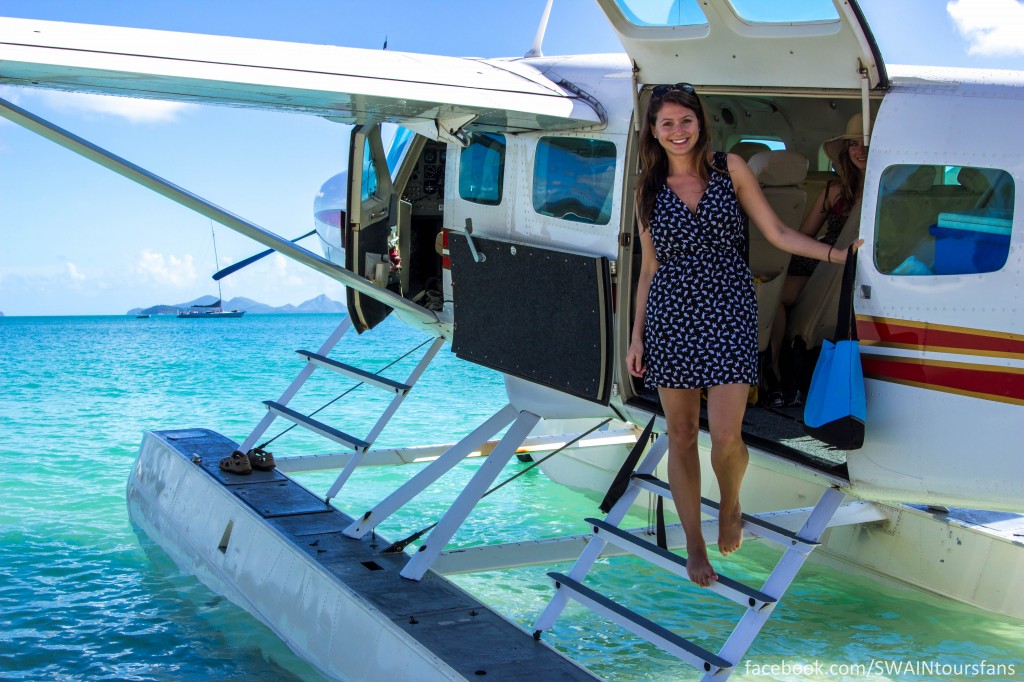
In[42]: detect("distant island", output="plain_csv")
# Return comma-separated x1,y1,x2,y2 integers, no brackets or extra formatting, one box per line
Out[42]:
127,294,346,316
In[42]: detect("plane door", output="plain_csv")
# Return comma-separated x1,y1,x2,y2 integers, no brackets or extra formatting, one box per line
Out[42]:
345,124,397,332
595,0,886,90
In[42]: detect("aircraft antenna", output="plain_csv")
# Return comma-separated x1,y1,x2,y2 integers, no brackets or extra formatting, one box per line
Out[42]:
525,0,554,58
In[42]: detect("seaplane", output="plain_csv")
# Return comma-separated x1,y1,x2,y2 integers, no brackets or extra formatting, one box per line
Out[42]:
2,0,1022,679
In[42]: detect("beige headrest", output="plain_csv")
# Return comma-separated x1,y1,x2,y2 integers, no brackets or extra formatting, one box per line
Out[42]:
957,167,989,193
902,166,936,191
729,141,771,161
747,150,808,187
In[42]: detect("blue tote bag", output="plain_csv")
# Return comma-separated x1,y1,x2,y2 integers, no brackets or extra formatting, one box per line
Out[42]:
804,247,865,449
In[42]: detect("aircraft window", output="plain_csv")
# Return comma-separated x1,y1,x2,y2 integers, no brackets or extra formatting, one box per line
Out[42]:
361,138,379,201
459,132,505,206
613,0,707,27
385,125,416,180
533,137,617,226
742,138,785,150
725,0,839,23
874,164,1014,276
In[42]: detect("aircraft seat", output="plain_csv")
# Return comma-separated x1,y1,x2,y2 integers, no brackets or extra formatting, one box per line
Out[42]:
729,141,772,162
874,166,987,273
960,166,1014,212
786,201,862,350
747,150,808,351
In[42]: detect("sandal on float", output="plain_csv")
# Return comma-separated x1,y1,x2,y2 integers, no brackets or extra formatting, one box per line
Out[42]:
218,451,252,475
247,448,276,471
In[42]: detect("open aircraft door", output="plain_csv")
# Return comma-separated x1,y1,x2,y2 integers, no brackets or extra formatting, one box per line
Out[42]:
345,124,397,332
595,0,886,91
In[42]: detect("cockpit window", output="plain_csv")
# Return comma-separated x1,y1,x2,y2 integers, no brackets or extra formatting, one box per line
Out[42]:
384,124,415,181
533,137,617,226
724,0,839,23
874,164,1014,276
459,132,505,206
613,0,707,27
360,137,379,201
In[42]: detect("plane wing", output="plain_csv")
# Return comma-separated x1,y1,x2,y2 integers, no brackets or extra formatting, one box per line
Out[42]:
0,17,603,133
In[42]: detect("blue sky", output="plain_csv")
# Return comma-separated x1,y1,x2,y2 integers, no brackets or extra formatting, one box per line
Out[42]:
2,0,1024,315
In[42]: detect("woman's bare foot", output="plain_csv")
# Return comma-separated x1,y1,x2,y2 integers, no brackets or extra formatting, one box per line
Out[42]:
718,502,744,556
686,544,718,587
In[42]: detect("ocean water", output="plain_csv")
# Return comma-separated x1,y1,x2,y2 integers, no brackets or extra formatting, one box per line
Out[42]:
1,314,1021,681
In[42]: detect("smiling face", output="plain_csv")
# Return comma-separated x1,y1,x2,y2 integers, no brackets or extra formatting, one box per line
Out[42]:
652,101,702,159
848,138,868,170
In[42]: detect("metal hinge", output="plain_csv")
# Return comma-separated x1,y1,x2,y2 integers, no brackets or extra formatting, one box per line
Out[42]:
619,233,631,248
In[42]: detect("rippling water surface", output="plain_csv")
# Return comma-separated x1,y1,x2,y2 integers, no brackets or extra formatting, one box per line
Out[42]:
1,314,1021,681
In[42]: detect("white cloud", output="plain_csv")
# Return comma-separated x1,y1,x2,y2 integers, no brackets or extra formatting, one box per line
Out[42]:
65,262,86,287
33,90,196,123
948,0,1024,56
267,252,310,287
134,250,198,288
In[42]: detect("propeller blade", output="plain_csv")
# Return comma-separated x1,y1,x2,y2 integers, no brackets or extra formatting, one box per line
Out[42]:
212,229,317,280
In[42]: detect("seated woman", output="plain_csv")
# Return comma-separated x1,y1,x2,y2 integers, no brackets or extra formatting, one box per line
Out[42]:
768,114,869,406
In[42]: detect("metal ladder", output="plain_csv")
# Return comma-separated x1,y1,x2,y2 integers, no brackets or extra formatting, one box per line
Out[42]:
532,433,848,680
237,316,444,499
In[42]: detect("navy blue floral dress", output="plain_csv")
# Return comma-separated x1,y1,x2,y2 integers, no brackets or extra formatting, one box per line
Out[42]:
643,152,758,390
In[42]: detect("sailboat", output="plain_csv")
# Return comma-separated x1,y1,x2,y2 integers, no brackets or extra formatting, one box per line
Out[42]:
178,224,245,319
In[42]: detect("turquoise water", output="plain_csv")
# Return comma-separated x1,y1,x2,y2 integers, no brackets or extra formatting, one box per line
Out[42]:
1,314,1021,681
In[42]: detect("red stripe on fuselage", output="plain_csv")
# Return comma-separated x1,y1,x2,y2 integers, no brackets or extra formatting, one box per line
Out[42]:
861,354,1024,405
858,316,1024,359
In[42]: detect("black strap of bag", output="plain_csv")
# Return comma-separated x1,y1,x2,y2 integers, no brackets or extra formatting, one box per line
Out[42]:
834,246,859,342
599,415,656,514
655,497,668,550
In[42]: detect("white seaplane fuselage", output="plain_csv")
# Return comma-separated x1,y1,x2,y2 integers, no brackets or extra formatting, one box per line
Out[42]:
2,1,1023,679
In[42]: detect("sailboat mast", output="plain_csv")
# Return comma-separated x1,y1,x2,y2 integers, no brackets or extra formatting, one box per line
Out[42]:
211,221,223,306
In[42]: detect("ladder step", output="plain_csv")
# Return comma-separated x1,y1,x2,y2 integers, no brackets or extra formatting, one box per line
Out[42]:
264,401,370,452
584,518,777,611
547,572,731,674
631,474,819,549
296,350,411,394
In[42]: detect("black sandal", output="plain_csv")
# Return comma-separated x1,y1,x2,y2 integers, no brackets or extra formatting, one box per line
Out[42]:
247,447,276,471
218,451,252,475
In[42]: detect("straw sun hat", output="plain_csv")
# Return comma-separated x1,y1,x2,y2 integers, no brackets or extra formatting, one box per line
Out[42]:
823,113,870,166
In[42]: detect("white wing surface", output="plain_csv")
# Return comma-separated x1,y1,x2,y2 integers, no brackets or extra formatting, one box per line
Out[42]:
0,17,602,132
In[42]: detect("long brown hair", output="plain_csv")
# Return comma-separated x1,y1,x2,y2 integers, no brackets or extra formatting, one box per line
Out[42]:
829,139,864,211
635,88,717,231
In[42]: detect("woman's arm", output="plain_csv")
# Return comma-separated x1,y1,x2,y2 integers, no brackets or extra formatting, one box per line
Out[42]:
626,222,660,378
728,153,861,264
797,185,834,238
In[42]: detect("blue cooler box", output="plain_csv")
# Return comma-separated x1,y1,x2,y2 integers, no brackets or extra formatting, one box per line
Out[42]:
930,210,1012,275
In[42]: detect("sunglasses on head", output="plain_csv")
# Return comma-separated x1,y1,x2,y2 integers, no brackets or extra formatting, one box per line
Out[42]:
651,83,696,99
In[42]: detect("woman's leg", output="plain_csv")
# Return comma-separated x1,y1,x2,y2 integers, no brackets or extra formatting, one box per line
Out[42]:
658,387,715,586
705,383,751,556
